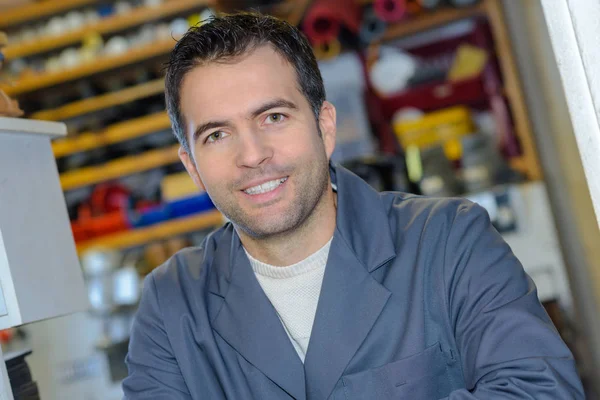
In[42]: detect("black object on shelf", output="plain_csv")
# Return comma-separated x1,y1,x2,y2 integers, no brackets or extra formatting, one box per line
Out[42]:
4,349,40,400
419,145,461,197
343,154,410,193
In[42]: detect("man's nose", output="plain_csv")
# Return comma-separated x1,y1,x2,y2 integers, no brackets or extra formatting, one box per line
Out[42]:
235,130,274,168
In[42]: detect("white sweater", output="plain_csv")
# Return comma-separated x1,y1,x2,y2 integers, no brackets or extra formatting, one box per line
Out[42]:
245,238,333,362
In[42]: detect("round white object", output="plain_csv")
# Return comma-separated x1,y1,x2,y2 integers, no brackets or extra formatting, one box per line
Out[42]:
144,0,163,6
84,9,100,24
45,56,62,73
170,18,190,37
115,1,133,14
126,31,142,47
35,23,47,38
156,23,171,40
9,59,27,75
200,7,215,23
113,266,141,306
105,36,130,55
370,46,418,96
392,107,424,125
138,24,157,45
46,16,66,36
59,47,82,69
65,11,85,31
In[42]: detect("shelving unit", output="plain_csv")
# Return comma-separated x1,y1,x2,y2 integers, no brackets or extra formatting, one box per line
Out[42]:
372,0,541,181
3,0,213,60
1,39,175,96
76,210,225,253
381,2,486,42
3,0,542,249
52,111,169,157
60,144,180,191
30,78,164,121
0,0,98,29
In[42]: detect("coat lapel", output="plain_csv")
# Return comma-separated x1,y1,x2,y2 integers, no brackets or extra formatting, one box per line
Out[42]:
210,228,306,400
303,166,397,400
303,234,391,400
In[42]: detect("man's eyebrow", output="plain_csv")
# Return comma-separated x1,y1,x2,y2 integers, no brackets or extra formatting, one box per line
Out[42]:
250,99,298,119
193,120,231,141
192,99,298,141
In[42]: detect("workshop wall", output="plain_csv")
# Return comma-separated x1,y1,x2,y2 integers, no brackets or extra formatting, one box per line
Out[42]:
0,0,596,398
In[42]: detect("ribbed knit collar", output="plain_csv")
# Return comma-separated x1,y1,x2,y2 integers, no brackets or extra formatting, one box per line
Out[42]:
244,237,333,279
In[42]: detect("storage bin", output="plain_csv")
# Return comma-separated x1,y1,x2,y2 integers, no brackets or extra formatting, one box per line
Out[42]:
393,106,475,152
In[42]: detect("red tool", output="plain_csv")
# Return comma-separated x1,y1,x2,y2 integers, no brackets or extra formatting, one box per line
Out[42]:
302,0,362,44
373,0,407,23
70,183,132,242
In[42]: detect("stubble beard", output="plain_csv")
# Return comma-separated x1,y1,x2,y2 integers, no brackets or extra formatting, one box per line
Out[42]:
212,153,331,240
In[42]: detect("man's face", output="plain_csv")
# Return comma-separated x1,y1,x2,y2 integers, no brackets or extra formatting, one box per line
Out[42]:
178,45,337,238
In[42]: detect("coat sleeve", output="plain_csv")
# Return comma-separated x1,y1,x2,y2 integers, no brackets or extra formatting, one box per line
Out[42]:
443,201,584,399
122,272,192,399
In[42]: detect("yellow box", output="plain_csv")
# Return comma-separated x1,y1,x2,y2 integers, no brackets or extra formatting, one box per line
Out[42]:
393,106,475,153
161,171,200,201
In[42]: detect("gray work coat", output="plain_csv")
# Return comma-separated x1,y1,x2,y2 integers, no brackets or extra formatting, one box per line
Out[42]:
123,164,584,399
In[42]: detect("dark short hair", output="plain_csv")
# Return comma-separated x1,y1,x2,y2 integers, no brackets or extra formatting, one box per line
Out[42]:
164,12,326,153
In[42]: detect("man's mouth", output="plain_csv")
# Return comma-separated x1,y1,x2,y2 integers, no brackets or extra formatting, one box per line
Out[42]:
243,177,288,195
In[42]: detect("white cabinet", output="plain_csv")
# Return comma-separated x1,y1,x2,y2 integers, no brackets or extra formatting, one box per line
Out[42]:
0,117,87,329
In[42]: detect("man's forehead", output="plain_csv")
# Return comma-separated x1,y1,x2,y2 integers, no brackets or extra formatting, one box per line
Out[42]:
181,48,303,105
191,44,292,74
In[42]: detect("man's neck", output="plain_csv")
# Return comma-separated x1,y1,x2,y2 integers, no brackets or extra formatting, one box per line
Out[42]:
238,190,337,267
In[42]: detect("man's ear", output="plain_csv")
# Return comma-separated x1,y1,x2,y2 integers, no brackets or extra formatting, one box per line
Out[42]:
319,101,337,160
178,146,206,192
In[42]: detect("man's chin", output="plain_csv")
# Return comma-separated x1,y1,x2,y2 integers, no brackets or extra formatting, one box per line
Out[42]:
232,215,298,240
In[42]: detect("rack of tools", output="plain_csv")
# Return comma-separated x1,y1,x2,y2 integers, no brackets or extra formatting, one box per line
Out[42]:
0,0,541,256
0,2,576,397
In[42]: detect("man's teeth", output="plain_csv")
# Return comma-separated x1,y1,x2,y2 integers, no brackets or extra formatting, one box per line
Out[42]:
244,177,287,195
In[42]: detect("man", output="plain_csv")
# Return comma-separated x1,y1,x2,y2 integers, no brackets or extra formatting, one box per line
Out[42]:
123,12,584,399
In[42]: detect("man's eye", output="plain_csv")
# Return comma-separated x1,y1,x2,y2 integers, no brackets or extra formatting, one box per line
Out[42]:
206,131,228,143
266,113,286,124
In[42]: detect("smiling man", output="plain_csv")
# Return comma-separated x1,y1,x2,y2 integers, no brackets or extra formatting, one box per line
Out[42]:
122,12,584,400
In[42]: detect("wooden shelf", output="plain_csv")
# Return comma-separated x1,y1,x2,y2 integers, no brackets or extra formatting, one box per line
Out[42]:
2,39,175,97
60,143,180,191
76,209,224,253
509,156,529,177
381,3,486,42
31,78,165,121
52,111,170,158
3,0,212,60
0,0,99,29
0,0,98,29
482,0,541,180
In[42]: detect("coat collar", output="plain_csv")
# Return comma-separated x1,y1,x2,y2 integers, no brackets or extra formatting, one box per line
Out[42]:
330,163,396,272
208,164,397,400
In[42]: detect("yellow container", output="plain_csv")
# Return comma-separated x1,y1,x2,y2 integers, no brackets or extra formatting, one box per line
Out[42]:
393,106,475,159
161,171,200,201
